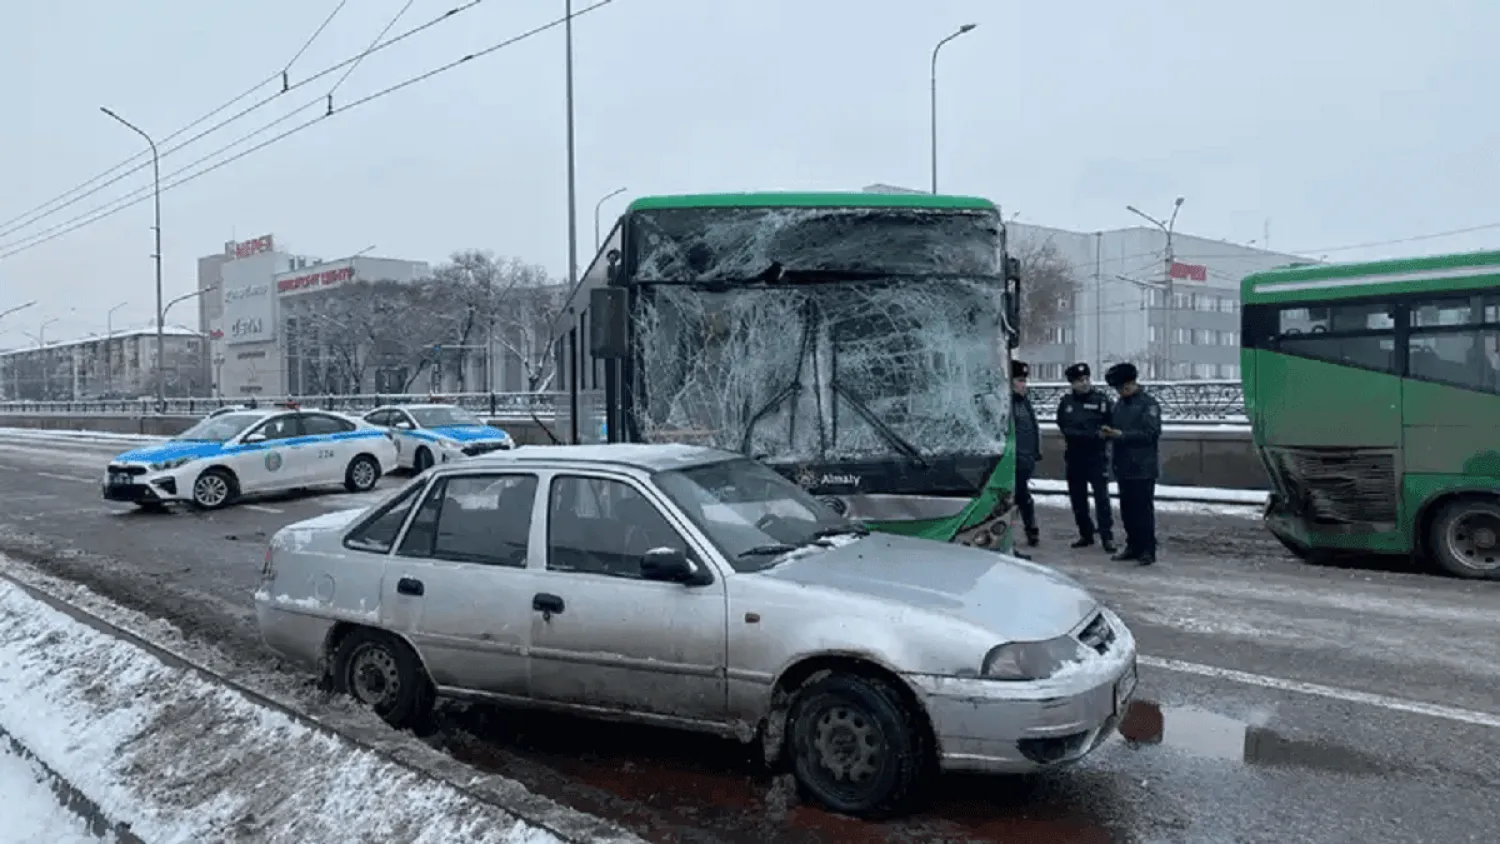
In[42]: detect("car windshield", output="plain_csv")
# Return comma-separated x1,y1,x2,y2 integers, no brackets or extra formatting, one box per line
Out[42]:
176,412,263,442
653,457,863,572
410,406,483,427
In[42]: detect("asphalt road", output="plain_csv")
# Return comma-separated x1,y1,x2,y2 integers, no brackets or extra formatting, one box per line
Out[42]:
0,431,1495,843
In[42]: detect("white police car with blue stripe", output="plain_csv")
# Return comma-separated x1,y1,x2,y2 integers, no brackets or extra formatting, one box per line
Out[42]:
103,407,399,510
361,404,514,472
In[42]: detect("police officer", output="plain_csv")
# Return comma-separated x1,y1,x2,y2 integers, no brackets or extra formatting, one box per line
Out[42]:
1055,362,1116,554
1010,360,1041,554
1102,362,1161,565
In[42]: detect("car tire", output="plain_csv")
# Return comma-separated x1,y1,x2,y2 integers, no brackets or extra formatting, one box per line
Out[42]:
189,468,237,511
1429,497,1500,579
786,672,930,818
344,454,382,493
412,447,434,473
331,628,435,729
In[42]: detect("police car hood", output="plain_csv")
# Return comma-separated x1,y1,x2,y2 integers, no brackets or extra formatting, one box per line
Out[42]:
426,424,509,442
113,440,227,464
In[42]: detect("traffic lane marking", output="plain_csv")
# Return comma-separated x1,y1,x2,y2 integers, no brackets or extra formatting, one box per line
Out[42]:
36,471,95,483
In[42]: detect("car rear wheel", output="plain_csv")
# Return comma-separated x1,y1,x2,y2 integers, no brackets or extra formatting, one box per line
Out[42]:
412,446,434,473
786,672,930,818
1430,498,1500,579
331,628,434,729
190,468,236,510
344,454,381,493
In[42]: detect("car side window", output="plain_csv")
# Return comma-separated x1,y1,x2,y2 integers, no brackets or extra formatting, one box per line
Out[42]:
365,410,392,427
430,475,538,567
248,415,298,441
546,475,689,579
395,412,417,429
345,481,427,553
301,413,355,435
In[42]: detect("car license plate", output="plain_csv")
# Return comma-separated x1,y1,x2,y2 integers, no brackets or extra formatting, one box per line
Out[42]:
109,472,131,486
1114,660,1138,715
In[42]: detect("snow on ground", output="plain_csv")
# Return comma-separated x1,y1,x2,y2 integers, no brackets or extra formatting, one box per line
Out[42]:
1033,493,1263,519
0,580,584,844
0,743,101,844
1031,478,1267,506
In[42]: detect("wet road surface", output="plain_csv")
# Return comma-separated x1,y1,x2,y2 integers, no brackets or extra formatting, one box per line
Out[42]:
0,431,1495,843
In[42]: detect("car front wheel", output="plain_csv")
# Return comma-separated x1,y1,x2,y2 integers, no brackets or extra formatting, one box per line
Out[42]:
412,447,434,473
344,454,381,492
786,672,931,818
190,468,236,510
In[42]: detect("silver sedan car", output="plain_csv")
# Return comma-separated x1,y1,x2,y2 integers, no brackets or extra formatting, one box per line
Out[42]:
254,444,1137,817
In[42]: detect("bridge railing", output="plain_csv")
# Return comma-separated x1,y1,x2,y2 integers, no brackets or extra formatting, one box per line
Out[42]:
0,381,1248,424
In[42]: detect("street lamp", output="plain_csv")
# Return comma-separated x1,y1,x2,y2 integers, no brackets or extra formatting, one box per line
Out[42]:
101,106,164,412
0,301,37,321
594,186,627,250
106,301,128,395
930,23,977,194
564,0,579,287
1126,197,1186,378
159,286,216,399
38,316,59,400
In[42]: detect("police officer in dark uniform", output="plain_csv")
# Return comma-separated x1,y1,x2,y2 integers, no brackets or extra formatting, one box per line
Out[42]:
1102,362,1161,565
1010,360,1041,555
1055,362,1116,554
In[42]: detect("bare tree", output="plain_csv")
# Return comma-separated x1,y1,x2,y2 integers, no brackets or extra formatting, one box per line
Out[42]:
1011,238,1080,341
430,250,559,392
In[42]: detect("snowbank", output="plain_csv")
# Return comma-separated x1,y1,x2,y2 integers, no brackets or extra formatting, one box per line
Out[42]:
0,742,101,844
0,427,166,445
1031,478,1267,506
0,580,582,844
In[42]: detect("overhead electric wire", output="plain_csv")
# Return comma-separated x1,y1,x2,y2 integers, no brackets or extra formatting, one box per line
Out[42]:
0,0,353,236
0,0,618,261
0,0,489,244
330,0,417,97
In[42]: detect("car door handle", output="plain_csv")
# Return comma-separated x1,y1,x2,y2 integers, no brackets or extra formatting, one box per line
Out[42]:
532,593,564,615
396,577,424,596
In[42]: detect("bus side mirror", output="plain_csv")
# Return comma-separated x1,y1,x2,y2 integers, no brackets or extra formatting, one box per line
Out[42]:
590,287,630,359
1003,256,1022,349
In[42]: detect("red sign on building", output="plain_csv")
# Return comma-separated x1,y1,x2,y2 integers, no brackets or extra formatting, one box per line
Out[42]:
277,265,356,293
1169,261,1208,282
226,234,274,260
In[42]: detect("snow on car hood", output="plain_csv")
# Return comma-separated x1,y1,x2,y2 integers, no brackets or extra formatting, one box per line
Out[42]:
426,424,510,443
113,440,227,464
758,532,1098,641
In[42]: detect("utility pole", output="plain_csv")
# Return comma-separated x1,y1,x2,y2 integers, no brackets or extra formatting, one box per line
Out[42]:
564,0,579,287
1093,231,1103,373
1126,197,1184,379
101,107,164,411
929,24,977,194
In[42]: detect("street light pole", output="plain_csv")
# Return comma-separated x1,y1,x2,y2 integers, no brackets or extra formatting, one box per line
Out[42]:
160,286,216,398
101,107,164,412
106,300,128,396
594,186,627,250
930,23,977,194
565,0,579,287
1126,197,1185,379
39,316,59,400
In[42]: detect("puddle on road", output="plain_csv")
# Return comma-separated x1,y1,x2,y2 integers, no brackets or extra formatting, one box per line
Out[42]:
1119,700,1390,776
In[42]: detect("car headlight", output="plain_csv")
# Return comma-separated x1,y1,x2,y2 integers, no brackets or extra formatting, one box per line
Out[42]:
437,438,461,449
981,636,1088,681
149,457,192,471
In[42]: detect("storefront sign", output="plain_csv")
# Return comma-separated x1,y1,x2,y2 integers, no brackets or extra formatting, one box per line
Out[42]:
226,234,274,260
278,264,355,294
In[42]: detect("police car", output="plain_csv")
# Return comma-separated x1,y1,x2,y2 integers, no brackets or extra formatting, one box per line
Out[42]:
102,406,399,510
361,403,514,472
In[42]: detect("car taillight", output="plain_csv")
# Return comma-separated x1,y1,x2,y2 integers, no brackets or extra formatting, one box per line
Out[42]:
262,546,275,580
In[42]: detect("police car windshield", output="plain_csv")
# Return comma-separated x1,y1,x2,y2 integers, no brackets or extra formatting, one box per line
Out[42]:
410,407,482,427
176,412,261,442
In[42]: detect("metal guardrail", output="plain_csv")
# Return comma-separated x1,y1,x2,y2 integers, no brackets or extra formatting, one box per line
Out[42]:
0,381,1248,422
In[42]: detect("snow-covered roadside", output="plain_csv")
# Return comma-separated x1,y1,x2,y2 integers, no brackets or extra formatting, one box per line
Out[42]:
0,742,102,844
0,580,609,844
1033,493,1263,519
0,427,166,445
1031,478,1267,506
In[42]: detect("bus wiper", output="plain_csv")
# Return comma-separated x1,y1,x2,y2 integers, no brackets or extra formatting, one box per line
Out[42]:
738,543,799,558
828,379,928,468
813,524,870,538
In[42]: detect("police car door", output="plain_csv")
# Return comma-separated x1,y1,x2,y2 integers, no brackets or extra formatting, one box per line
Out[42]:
390,409,421,468
295,412,359,485
235,413,303,493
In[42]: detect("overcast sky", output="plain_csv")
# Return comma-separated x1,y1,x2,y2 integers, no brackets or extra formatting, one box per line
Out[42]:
3,0,1496,345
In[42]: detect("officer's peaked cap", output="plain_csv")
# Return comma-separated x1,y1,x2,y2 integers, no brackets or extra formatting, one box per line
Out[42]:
1104,362,1138,387
1065,362,1090,381
1011,360,1029,379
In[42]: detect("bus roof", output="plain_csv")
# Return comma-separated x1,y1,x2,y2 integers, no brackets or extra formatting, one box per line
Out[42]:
625,192,997,213
1241,248,1500,305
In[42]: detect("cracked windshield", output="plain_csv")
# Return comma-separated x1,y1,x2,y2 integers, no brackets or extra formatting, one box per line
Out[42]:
0,2,1494,843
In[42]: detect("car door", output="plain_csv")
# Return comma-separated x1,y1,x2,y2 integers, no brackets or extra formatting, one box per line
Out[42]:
295,412,357,485
377,471,542,700
529,472,728,722
233,413,303,493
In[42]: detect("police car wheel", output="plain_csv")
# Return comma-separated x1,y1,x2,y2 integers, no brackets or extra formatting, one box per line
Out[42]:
412,447,433,473
345,455,382,493
190,468,236,510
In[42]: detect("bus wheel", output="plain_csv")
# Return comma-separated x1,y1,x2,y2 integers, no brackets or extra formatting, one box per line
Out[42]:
1430,498,1500,580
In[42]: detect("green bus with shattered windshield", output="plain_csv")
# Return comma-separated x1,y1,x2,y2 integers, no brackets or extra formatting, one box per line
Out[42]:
1241,250,1500,579
552,192,1023,547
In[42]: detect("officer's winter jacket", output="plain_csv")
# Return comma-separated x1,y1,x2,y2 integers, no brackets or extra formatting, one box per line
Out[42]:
1055,387,1114,472
1012,390,1041,472
1108,389,1163,480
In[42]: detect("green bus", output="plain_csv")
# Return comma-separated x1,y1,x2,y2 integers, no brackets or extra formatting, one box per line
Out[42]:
1241,249,1500,579
552,191,1023,548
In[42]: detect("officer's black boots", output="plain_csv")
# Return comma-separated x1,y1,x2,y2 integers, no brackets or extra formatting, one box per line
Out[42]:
1112,548,1140,562
1070,537,1093,549
1026,528,1040,547
1102,539,1117,554
1136,553,1155,566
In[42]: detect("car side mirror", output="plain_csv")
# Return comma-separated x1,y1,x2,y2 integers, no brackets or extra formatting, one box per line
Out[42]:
640,546,703,584
395,420,414,430
243,431,267,443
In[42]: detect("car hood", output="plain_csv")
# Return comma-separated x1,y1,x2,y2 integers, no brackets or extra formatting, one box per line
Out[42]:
113,440,226,464
757,532,1098,641
426,424,510,442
